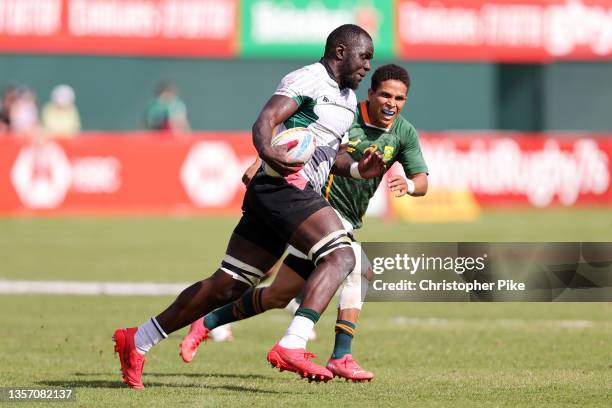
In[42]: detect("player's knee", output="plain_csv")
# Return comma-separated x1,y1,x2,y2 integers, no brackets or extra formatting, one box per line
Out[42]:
319,246,356,278
209,271,248,306
337,247,357,276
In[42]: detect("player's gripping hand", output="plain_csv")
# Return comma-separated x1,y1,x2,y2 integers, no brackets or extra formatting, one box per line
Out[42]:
358,150,386,179
388,175,409,197
261,141,305,177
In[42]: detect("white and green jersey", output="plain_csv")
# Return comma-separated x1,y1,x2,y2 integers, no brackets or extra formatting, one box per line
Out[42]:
273,62,357,192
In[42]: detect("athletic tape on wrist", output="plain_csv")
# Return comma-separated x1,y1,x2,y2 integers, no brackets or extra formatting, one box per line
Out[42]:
402,175,416,195
350,162,364,180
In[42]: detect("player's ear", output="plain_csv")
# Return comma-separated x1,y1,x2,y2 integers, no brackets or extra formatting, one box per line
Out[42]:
367,88,374,100
335,44,346,61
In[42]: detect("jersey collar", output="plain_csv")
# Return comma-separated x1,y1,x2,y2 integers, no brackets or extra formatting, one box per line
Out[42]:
359,101,393,131
318,59,342,89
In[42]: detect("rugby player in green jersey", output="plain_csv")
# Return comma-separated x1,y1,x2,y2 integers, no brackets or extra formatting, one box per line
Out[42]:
180,64,429,382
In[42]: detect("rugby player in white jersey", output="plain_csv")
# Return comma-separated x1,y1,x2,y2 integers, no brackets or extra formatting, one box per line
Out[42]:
180,64,429,382
112,24,383,388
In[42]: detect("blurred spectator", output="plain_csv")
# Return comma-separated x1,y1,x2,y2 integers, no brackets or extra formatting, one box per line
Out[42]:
144,81,190,134
0,84,19,134
41,84,81,138
10,86,39,137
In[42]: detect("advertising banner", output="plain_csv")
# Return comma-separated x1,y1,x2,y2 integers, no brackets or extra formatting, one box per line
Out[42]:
396,0,612,61
3,0,612,61
0,132,610,215
0,0,238,57
422,133,612,207
240,0,394,58
0,133,256,214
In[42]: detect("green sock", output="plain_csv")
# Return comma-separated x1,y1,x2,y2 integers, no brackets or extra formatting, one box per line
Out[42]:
295,307,321,324
331,319,356,359
203,287,266,330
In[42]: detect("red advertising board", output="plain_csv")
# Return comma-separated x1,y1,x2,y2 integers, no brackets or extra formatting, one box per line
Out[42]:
422,133,612,207
0,132,610,216
396,0,612,62
0,0,237,57
3,0,612,61
0,133,256,215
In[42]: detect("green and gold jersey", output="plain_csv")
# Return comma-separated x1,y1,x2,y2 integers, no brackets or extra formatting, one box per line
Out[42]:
323,101,428,229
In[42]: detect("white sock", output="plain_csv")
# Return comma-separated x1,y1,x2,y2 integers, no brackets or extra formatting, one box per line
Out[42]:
134,317,168,355
278,315,314,349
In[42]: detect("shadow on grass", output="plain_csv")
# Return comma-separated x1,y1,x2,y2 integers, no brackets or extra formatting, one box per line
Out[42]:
39,379,283,394
146,372,272,380
74,372,271,380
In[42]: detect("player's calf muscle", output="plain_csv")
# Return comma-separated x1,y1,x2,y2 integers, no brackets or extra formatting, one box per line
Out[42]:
156,271,248,334
205,271,251,307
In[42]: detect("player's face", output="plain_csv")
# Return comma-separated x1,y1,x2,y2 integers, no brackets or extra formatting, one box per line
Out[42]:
338,35,373,90
367,79,408,128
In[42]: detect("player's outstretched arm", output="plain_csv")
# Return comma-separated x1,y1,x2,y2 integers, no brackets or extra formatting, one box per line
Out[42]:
332,148,385,180
388,172,428,197
252,95,304,176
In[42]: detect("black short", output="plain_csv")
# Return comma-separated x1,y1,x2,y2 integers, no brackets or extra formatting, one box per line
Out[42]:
233,173,329,258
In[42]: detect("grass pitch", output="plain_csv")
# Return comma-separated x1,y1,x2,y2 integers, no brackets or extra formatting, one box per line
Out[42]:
1,208,611,407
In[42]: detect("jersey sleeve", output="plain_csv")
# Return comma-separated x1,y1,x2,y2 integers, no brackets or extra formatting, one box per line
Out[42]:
274,68,315,106
398,122,429,176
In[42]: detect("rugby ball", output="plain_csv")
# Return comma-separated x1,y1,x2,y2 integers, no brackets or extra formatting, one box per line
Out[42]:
263,127,316,177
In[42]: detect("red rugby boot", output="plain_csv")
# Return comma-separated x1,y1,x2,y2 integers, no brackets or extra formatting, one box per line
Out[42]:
267,343,333,382
113,327,146,389
326,354,374,382
179,317,210,363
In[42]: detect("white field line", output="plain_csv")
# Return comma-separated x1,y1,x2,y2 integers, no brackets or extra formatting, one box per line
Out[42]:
389,316,597,328
0,279,189,296
0,280,605,328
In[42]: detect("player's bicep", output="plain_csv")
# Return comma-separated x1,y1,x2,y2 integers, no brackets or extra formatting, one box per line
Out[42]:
254,95,299,130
